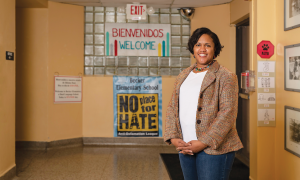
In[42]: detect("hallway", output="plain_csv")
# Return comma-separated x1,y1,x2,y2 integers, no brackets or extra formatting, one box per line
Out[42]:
2,0,300,180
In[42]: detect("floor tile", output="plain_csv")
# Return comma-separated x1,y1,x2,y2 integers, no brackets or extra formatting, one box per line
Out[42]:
15,146,170,180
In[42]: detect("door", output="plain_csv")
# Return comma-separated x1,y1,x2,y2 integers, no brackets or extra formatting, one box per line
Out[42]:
236,21,250,166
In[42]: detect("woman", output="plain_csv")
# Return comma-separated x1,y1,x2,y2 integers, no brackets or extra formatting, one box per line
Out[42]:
164,27,243,180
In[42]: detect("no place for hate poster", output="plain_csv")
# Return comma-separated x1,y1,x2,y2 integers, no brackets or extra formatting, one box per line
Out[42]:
113,76,162,137
105,23,171,57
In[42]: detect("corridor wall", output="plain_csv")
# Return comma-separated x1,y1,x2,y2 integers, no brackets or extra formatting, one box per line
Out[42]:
191,4,234,73
248,0,300,179
230,0,250,24
15,1,84,142
0,0,16,178
250,0,277,179
274,0,300,179
47,2,84,141
16,8,49,141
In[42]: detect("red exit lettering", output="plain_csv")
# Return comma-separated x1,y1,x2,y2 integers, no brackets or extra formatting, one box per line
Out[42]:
131,5,143,15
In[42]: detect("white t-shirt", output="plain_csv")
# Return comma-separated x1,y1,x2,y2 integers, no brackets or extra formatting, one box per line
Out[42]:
179,70,207,143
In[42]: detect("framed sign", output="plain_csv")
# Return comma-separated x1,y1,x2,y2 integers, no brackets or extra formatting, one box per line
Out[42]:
284,43,300,92
285,0,300,31
285,106,300,158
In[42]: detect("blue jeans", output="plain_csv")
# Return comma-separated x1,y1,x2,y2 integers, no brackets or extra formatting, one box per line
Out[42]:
179,151,235,180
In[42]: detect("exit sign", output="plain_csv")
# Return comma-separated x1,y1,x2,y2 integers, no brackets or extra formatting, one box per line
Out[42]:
126,4,146,20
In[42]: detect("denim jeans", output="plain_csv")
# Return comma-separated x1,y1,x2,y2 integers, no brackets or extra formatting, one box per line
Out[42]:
179,151,236,180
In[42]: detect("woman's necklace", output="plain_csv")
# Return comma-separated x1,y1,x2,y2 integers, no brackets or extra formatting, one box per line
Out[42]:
195,60,215,72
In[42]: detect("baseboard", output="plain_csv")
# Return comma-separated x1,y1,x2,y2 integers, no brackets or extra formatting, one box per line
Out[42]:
83,137,168,147
47,137,83,150
16,137,83,150
16,137,168,150
0,166,16,180
16,141,47,150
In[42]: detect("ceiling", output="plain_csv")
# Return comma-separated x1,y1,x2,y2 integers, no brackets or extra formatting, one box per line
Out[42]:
49,0,232,8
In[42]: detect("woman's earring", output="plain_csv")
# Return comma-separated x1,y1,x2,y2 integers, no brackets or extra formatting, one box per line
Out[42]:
214,55,216,59
193,55,195,58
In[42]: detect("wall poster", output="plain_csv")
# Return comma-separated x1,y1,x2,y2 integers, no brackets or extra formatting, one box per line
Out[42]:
113,76,162,137
54,76,82,103
105,23,171,56
257,61,276,126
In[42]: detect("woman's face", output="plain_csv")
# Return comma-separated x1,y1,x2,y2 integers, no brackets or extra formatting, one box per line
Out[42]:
193,34,215,67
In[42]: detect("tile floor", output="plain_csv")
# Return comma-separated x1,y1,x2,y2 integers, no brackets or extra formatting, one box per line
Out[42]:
13,146,177,180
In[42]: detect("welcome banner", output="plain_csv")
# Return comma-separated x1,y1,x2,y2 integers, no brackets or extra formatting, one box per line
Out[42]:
105,23,170,57
113,76,162,137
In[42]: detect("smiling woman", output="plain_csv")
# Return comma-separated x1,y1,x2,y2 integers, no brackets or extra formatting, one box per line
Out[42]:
188,27,224,71
164,27,243,180
193,34,215,67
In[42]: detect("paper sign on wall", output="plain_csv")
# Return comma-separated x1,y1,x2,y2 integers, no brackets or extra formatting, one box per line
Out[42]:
257,61,276,126
54,76,82,103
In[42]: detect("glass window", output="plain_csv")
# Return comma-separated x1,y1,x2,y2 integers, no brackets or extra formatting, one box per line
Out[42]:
84,7,191,76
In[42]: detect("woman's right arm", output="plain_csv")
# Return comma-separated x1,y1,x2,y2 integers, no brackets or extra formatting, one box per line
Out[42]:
164,75,191,153
164,83,179,145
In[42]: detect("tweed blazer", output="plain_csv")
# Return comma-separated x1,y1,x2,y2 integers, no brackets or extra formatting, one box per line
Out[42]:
164,61,243,155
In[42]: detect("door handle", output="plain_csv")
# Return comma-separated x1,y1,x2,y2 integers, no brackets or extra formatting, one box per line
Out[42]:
239,93,249,100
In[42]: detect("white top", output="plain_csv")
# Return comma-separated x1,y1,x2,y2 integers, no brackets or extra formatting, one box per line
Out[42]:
179,70,207,143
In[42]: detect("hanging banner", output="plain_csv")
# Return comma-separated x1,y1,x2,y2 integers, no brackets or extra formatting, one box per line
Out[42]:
113,76,162,137
105,23,170,57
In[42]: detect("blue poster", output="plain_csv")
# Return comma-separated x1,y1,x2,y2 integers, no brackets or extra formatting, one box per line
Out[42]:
113,76,162,137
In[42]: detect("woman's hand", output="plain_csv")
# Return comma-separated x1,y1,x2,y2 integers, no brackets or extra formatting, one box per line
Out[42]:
170,138,191,150
171,139,193,155
177,140,208,155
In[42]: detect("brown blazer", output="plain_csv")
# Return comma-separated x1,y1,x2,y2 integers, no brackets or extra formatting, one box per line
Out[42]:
164,61,243,155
